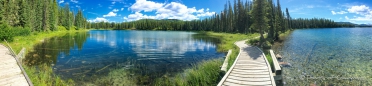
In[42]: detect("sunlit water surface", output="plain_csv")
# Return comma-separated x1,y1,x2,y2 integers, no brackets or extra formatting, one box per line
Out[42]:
25,30,224,85
276,28,372,85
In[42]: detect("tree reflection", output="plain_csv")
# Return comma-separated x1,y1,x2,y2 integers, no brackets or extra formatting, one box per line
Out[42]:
24,32,89,66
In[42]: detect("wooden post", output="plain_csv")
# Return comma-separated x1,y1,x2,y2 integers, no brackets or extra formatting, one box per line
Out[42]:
270,50,282,80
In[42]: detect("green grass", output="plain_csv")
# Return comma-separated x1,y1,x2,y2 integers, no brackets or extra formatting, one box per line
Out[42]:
24,64,75,86
94,68,137,86
2,29,88,53
154,32,261,85
154,59,224,86
0,29,87,86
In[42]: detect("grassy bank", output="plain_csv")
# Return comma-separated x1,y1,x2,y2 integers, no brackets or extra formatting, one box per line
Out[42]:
1,29,87,86
155,32,260,85
3,29,87,53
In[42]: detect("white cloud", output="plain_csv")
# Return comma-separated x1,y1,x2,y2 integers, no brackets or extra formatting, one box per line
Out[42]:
103,12,117,17
112,2,116,4
59,0,64,4
331,10,348,15
121,8,124,11
347,5,370,15
88,17,109,22
112,9,119,12
70,0,78,3
130,0,165,12
76,5,80,8
124,0,215,21
345,16,349,20
346,5,372,21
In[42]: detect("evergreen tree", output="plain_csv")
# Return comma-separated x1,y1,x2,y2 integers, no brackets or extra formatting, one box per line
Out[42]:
251,0,269,48
286,8,291,29
18,0,30,28
267,0,275,42
49,0,58,31
0,0,4,24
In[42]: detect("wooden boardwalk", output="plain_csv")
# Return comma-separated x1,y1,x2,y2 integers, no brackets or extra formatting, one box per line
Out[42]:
0,44,31,86
218,40,275,86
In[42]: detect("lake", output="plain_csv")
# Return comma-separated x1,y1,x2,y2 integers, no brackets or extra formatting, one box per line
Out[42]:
25,30,225,85
276,28,372,85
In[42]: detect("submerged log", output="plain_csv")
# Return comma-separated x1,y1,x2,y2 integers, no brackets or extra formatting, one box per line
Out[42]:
279,62,291,67
96,64,112,73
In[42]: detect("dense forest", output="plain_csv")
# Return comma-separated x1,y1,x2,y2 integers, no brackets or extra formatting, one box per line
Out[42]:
1,0,354,46
0,0,87,41
89,0,354,47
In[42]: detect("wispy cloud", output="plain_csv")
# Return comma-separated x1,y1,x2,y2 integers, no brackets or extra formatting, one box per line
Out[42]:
88,17,109,22
70,0,78,4
331,11,348,15
58,0,64,4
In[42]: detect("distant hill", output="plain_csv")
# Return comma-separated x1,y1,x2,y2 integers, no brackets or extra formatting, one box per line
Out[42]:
336,22,354,25
335,22,372,27
357,24,372,27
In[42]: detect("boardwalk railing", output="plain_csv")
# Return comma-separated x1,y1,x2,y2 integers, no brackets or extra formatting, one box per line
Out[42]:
270,50,282,81
217,40,276,86
220,49,232,71
256,47,276,86
3,40,33,86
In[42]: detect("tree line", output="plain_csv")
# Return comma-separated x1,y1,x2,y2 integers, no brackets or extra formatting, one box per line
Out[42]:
89,0,353,47
0,0,87,41
1,0,354,44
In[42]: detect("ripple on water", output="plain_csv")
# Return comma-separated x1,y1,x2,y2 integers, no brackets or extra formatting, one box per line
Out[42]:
278,28,372,85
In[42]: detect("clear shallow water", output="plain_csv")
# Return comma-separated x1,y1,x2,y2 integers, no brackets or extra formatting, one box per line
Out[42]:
277,28,372,85
25,30,224,85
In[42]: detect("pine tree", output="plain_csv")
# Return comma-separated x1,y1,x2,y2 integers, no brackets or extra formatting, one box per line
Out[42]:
267,0,275,42
0,0,4,24
18,0,30,28
49,0,58,31
286,8,291,29
251,0,269,48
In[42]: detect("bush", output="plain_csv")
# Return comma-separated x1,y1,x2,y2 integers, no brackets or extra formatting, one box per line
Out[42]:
247,38,260,46
57,26,67,31
13,26,31,36
0,24,14,41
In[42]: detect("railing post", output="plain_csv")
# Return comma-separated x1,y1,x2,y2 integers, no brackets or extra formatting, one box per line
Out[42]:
270,50,282,81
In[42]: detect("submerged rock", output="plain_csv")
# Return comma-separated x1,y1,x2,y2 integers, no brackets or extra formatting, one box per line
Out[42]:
276,54,283,59
279,62,291,67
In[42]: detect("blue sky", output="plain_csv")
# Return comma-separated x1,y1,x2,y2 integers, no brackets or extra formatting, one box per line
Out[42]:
59,0,372,24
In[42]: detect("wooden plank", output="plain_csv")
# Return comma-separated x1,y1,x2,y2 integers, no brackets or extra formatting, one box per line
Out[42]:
232,69,269,73
0,44,31,86
228,73,270,78
233,66,268,70
217,40,275,86
226,76,272,81
235,63,267,66
224,79,272,85
230,71,270,75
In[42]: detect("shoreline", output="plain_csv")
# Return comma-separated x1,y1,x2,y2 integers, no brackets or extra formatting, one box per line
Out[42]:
3,29,262,85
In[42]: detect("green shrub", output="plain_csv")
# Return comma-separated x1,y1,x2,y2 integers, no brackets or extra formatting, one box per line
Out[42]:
247,38,259,46
0,24,14,41
13,26,31,36
57,26,67,31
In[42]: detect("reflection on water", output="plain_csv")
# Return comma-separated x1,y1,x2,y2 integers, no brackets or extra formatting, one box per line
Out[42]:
277,28,372,85
25,30,224,85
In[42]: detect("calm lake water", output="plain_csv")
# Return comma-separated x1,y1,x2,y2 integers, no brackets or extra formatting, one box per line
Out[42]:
276,28,372,85
25,30,224,85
